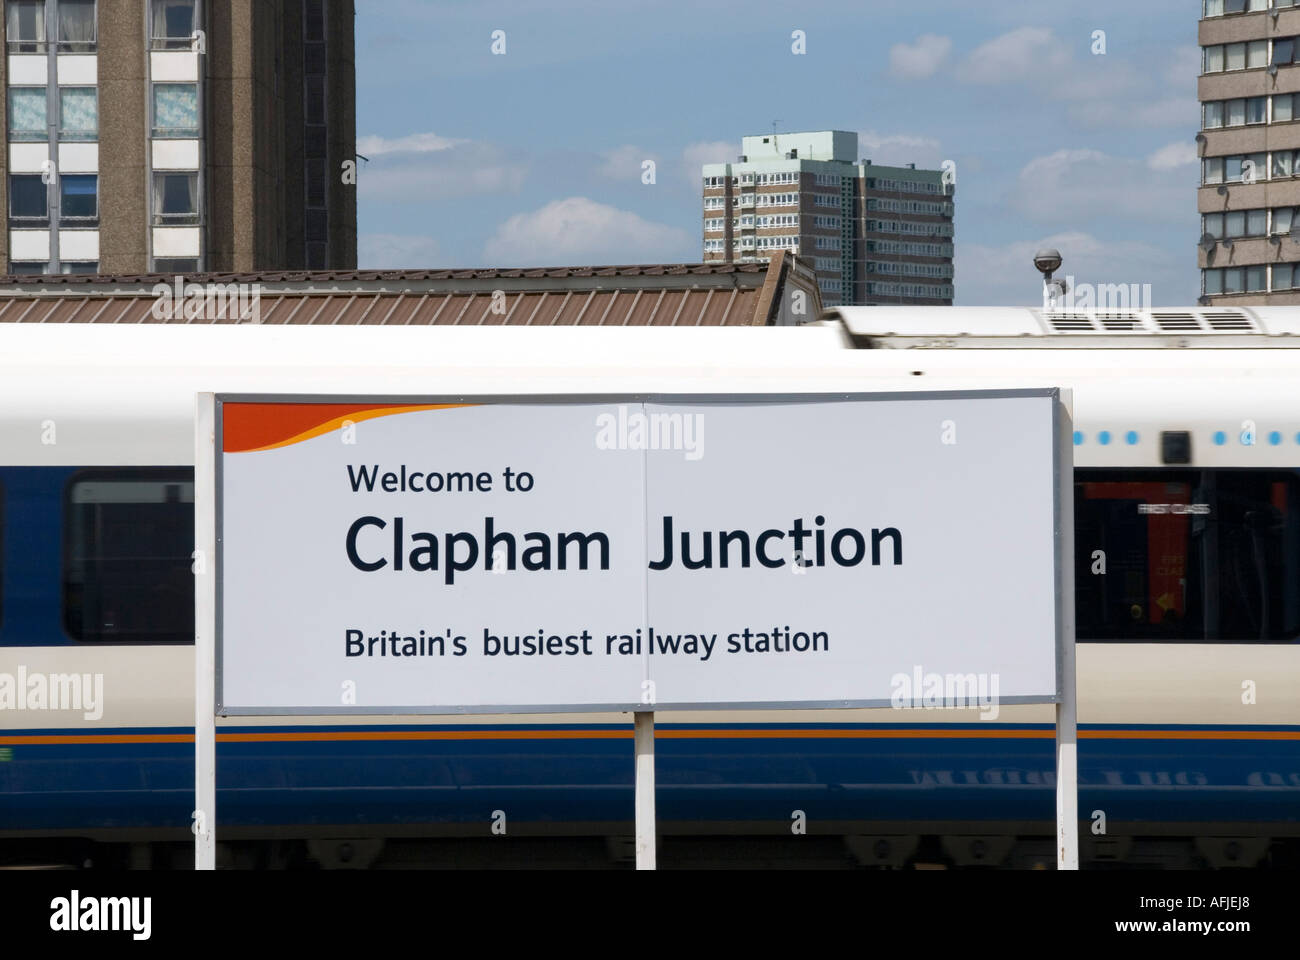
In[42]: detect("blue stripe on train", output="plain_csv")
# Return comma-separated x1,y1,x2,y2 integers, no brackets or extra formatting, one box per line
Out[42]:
1,724,1298,833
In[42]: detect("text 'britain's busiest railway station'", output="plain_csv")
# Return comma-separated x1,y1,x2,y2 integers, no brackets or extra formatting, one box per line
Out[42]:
0,0,1297,898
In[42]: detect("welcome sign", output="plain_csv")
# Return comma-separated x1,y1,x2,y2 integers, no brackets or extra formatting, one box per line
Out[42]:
214,391,1065,715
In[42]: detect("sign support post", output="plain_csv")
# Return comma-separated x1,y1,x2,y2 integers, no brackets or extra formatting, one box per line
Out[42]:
195,392,217,870
1055,390,1078,870
634,711,656,869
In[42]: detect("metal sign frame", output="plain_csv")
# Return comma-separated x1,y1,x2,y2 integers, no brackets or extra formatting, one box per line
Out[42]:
195,389,1077,870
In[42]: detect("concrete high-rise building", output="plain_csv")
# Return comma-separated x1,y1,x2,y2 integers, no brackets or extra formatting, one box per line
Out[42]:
701,130,954,307
0,0,356,275
1197,1,1300,304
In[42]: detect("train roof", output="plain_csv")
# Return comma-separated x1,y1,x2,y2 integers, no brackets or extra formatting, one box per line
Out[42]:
828,306,1300,346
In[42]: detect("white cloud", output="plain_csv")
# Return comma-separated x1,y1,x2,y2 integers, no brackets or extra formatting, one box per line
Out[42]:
955,27,1154,109
956,27,1068,85
1010,148,1195,225
889,34,952,79
1147,141,1198,171
1069,96,1198,130
682,140,736,184
483,197,693,266
856,130,944,169
356,132,467,157
359,233,441,269
955,231,1196,307
357,136,528,202
596,145,661,181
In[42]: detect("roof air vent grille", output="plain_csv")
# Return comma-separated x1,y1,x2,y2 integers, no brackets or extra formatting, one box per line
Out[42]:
1045,312,1096,332
1151,311,1200,331
1201,309,1255,331
1096,312,1143,331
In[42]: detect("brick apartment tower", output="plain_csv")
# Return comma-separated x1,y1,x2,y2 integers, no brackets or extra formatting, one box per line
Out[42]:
1198,0,1300,304
701,130,954,307
0,0,356,275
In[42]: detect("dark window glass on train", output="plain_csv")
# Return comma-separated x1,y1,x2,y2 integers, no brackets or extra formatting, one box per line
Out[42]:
64,471,194,642
1076,470,1300,642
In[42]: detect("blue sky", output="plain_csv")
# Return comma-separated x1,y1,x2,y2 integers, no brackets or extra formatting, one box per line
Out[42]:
354,0,1200,306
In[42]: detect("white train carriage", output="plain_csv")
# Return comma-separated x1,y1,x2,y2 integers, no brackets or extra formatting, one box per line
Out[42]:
0,306,1297,869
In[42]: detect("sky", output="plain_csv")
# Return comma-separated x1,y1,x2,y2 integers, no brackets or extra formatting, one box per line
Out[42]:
353,0,1200,306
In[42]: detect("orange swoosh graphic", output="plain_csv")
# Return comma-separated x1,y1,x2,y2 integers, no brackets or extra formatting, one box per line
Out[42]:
223,402,475,453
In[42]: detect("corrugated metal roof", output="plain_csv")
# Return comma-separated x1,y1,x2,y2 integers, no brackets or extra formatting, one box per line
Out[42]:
0,262,770,286
0,256,823,326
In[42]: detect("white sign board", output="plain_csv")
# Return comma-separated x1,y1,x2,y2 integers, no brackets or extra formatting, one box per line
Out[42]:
215,391,1066,715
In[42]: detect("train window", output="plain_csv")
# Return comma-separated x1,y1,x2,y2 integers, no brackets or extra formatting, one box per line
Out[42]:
63,470,194,643
1076,469,1300,642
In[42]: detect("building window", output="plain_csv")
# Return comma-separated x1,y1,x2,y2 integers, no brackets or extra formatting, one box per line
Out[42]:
9,261,47,274
305,208,327,242
305,75,326,125
59,261,97,274
59,87,97,141
1205,96,1266,128
152,171,199,225
57,0,95,53
9,173,48,222
1205,265,1266,294
64,470,195,643
1273,207,1297,235
8,86,47,140
152,83,199,138
304,0,325,41
1204,40,1267,73
1202,0,1269,13
150,0,195,50
1274,263,1297,289
1274,37,1300,67
1273,149,1300,178
1203,208,1266,238
152,258,198,273
306,158,326,206
5,0,45,53
1203,153,1267,184
60,173,97,221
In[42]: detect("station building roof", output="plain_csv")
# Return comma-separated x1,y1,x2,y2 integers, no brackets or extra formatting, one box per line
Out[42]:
0,253,822,327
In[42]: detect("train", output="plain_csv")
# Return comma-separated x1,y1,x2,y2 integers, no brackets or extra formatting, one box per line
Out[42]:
1,304,1298,869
